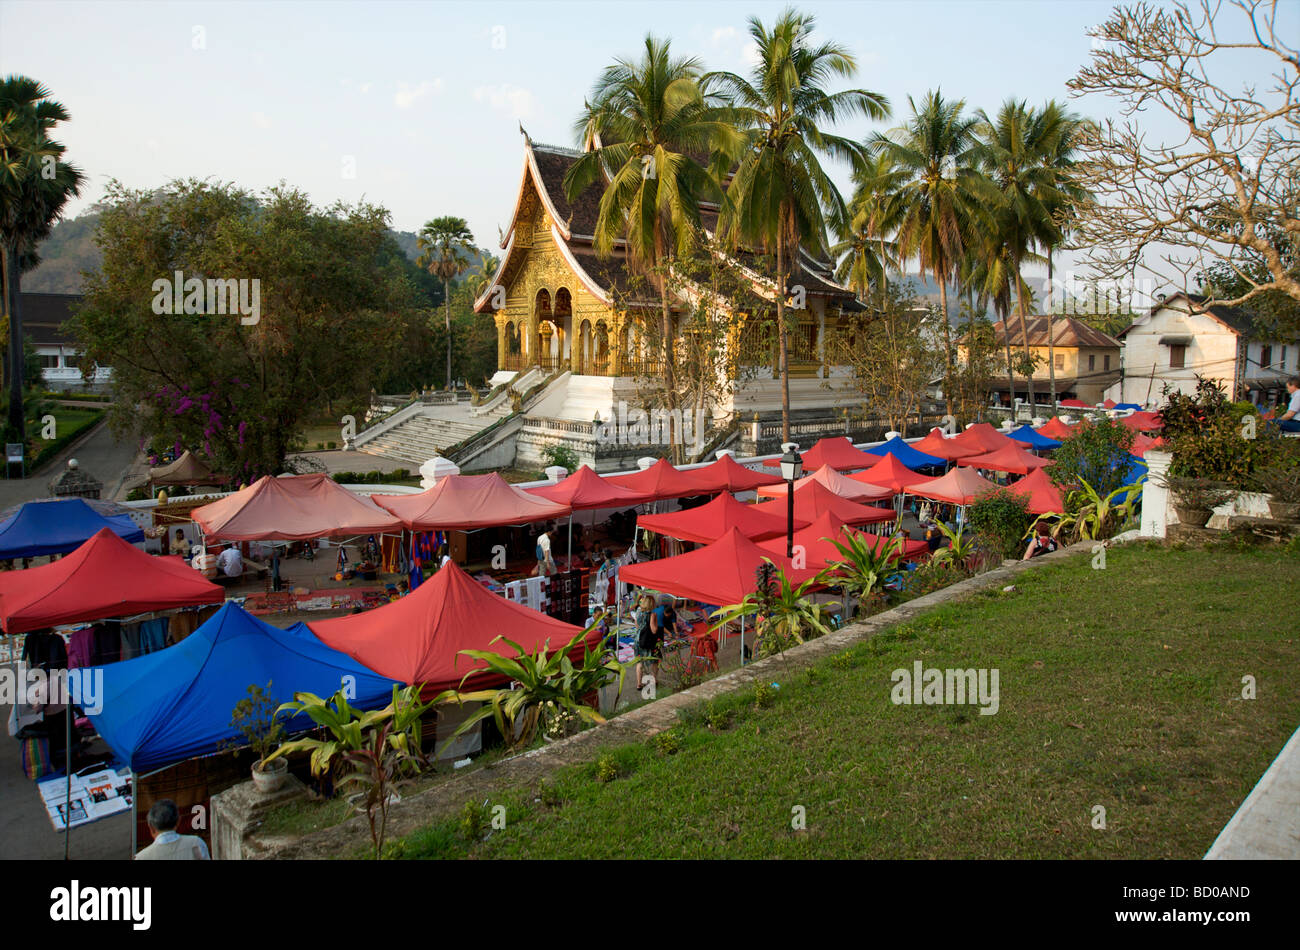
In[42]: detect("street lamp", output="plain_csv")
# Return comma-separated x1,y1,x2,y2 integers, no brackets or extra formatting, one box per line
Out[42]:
779,444,803,559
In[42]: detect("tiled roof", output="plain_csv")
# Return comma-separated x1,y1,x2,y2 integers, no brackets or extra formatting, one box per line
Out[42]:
993,316,1122,349
17,292,82,347
1126,292,1258,339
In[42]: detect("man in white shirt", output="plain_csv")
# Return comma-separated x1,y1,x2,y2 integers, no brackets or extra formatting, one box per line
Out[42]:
536,523,556,576
135,799,210,860
1279,377,1300,433
217,545,243,578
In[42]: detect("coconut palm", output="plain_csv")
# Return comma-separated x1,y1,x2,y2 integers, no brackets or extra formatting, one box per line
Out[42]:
707,8,889,443
416,216,475,390
832,151,907,299
564,36,739,457
871,90,990,419
974,100,1080,410
0,75,85,439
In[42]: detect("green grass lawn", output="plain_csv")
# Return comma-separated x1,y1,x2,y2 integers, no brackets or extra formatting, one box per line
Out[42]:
29,406,105,469
389,541,1300,859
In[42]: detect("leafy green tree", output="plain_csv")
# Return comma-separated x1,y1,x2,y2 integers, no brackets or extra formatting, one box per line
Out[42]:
833,151,906,298
1048,415,1135,498
872,90,988,417
416,216,475,390
709,9,889,443
71,179,426,481
565,35,738,459
0,75,85,440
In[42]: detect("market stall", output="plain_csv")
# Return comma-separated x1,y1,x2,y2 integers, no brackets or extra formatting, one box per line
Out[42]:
864,435,946,469
637,491,808,545
754,464,893,503
759,436,880,472
0,497,145,561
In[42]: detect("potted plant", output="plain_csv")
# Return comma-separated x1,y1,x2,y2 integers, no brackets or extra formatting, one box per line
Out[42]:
1162,476,1234,527
1250,464,1300,522
228,682,288,794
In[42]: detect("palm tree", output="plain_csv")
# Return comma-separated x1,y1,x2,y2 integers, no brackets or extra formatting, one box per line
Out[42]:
832,151,906,299
974,100,1078,411
565,36,739,458
871,90,989,419
1037,104,1091,407
707,8,889,443
416,216,474,390
0,75,84,440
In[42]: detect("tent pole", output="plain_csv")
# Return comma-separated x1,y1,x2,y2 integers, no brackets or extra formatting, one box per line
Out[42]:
567,514,573,563
739,616,744,667
130,771,137,857
64,692,72,860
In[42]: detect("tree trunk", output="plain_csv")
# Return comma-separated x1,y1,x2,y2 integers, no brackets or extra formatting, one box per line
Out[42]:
1014,256,1036,409
777,230,791,445
1003,314,1015,410
655,230,680,464
6,246,26,441
1046,252,1057,408
938,275,953,420
444,278,452,390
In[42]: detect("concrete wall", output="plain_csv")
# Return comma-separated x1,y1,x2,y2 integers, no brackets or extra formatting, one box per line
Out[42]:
1121,305,1239,405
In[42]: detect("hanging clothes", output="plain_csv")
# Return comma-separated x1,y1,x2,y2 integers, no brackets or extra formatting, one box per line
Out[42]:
380,535,403,574
409,559,424,591
22,631,68,672
139,617,169,655
67,628,94,670
90,624,121,666
120,622,142,661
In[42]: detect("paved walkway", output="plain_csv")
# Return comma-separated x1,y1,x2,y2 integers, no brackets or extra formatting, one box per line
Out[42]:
1205,722,1300,859
0,420,143,508
287,450,416,477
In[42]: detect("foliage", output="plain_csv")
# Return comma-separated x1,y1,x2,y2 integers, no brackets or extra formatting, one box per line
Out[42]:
1166,405,1291,484
330,469,412,484
1161,476,1235,512
929,521,978,568
541,442,579,472
819,530,907,614
710,568,838,659
1250,460,1300,504
753,681,778,709
1050,476,1143,542
226,682,286,768
948,303,1002,426
70,179,427,480
596,754,619,784
708,8,888,440
1159,376,1228,440
1048,415,1135,498
336,687,437,859
826,280,943,432
437,627,627,753
967,486,1035,559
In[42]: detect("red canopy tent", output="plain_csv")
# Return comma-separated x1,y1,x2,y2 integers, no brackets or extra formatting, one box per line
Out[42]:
1103,398,1117,409
756,464,894,502
619,527,820,606
526,465,652,509
946,422,1030,455
0,528,223,634
751,480,895,526
1008,468,1066,515
1059,398,1089,408
681,454,785,493
908,467,1000,506
1035,417,1078,440
957,443,1055,475
1130,433,1168,457
637,491,807,544
846,454,933,494
912,428,982,461
192,473,402,540
606,458,705,502
760,436,879,471
308,561,596,693
755,512,927,570
1119,411,1164,432
372,472,569,531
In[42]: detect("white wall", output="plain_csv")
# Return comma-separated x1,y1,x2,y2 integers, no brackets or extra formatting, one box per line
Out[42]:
1121,304,1239,406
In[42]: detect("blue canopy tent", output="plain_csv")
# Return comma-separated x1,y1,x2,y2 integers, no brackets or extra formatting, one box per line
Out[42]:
1114,403,1144,412
1008,425,1062,451
68,602,400,774
0,498,144,559
864,436,945,470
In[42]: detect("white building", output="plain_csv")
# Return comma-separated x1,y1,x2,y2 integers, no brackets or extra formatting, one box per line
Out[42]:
21,292,112,391
1115,292,1297,408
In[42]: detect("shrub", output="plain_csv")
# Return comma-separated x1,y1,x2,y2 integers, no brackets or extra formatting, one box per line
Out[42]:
596,754,618,783
1050,416,1135,498
753,681,778,709
653,730,682,756
542,442,579,472
967,487,1035,560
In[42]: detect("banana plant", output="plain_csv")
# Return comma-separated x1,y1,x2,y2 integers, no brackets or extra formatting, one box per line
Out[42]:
263,684,435,778
1050,477,1144,542
930,521,976,568
818,530,906,613
436,626,628,754
710,567,838,658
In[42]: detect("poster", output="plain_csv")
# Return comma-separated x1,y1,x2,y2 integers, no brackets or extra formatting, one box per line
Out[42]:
37,763,132,831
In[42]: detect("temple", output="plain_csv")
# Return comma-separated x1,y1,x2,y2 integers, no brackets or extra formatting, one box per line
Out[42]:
472,137,866,429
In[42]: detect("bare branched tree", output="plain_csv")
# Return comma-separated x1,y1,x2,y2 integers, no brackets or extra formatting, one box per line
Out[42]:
1067,0,1300,306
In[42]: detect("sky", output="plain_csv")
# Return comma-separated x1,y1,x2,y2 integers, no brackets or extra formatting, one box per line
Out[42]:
4,0,1296,303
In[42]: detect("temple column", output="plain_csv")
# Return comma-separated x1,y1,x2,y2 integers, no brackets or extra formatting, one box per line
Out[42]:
495,316,506,371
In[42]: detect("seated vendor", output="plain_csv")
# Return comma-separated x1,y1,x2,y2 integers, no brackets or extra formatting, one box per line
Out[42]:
216,544,268,579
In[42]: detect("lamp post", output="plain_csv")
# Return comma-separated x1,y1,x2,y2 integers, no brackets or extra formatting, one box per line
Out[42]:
779,444,803,560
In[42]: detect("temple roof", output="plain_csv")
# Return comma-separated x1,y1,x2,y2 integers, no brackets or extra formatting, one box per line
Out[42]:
474,138,862,315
